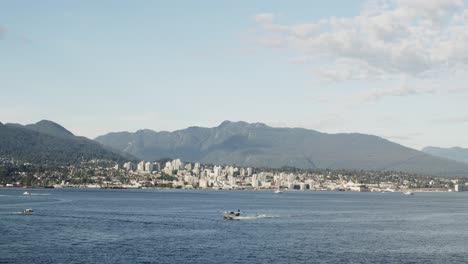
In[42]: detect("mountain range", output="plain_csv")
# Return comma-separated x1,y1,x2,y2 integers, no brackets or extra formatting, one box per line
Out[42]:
0,120,130,164
95,121,468,176
2,119,467,176
422,146,468,164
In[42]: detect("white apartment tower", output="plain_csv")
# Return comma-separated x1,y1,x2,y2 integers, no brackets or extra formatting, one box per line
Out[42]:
145,162,154,173
137,161,145,172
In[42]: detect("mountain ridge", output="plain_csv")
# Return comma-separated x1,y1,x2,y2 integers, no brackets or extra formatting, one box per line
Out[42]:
6,120,75,139
0,120,132,164
422,146,468,164
95,120,468,176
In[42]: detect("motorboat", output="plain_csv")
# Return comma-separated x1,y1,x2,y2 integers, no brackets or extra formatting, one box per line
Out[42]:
224,210,241,220
23,191,30,195
403,192,414,195
22,209,33,215
274,188,283,194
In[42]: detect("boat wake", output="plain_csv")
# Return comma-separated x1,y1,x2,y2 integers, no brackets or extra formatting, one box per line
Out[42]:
234,214,280,220
0,211,27,215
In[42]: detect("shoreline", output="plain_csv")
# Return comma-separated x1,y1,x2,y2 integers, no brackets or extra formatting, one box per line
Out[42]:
0,185,453,193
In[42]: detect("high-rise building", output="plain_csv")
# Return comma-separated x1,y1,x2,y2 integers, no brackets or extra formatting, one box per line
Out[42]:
172,159,182,170
240,168,245,177
123,162,135,171
137,161,145,172
252,174,259,188
165,161,172,171
152,162,160,171
145,162,154,173
228,166,234,176
214,166,222,177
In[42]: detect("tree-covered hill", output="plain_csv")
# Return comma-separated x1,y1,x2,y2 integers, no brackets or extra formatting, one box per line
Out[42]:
96,121,468,177
0,121,130,164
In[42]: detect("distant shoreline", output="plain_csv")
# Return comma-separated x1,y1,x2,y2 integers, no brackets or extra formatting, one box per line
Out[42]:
0,185,453,193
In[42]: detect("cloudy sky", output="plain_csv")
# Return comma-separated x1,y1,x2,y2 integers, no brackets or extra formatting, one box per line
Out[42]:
1,0,468,149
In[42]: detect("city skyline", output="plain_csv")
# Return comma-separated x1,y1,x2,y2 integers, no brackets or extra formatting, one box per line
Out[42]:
2,0,468,149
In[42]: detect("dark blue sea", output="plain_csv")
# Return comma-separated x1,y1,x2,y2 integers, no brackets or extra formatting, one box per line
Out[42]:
1,189,468,263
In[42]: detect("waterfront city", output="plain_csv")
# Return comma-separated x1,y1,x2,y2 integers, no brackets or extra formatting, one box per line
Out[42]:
2,157,467,193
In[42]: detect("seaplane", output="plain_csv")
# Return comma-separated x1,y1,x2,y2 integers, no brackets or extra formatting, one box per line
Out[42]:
224,210,241,220
22,209,34,215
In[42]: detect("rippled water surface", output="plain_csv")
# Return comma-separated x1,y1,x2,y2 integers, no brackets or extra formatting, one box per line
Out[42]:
1,188,468,263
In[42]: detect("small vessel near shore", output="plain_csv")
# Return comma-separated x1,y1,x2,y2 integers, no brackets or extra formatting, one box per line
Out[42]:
23,191,30,195
274,187,283,194
224,210,241,220
403,192,414,195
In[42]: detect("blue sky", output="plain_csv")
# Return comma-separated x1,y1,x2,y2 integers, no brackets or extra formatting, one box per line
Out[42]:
1,0,468,149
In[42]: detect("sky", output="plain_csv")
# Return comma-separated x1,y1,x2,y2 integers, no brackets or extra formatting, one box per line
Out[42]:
1,0,468,150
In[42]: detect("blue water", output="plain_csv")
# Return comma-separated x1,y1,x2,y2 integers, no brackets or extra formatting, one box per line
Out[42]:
1,189,468,263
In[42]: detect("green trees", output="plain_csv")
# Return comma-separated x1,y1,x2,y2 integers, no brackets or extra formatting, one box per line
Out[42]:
0,124,130,165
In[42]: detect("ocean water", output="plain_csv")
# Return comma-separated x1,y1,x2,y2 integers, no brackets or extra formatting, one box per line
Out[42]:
1,189,468,264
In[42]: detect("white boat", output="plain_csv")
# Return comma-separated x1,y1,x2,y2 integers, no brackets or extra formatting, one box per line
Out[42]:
23,191,30,195
403,192,414,195
22,209,33,215
274,188,283,194
224,210,241,220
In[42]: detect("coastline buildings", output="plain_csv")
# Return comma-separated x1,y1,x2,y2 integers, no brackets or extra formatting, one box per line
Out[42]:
99,158,440,192
137,161,145,172
455,184,468,192
145,162,153,173
0,156,459,192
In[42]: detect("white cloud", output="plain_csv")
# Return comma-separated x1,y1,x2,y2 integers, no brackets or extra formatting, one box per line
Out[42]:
361,84,436,102
253,13,276,24
252,0,468,81
394,0,463,19
358,81,467,102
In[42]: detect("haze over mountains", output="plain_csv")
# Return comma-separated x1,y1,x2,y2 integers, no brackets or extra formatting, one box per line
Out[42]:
96,120,468,177
422,147,468,164
0,120,130,164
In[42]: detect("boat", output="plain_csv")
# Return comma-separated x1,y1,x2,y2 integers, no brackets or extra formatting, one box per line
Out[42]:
274,188,283,194
23,191,30,195
403,192,414,195
22,209,33,215
224,210,241,220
